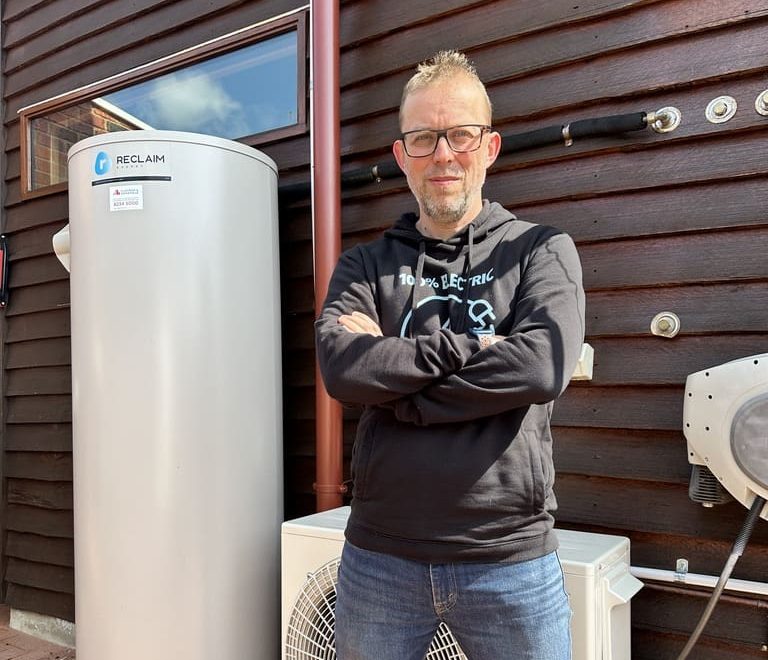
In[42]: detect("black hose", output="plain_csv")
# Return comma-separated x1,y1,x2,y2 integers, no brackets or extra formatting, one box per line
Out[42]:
277,111,651,201
569,112,647,139
500,125,563,154
676,495,766,660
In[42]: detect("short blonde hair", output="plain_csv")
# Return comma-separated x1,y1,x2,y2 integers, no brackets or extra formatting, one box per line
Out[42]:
399,50,492,127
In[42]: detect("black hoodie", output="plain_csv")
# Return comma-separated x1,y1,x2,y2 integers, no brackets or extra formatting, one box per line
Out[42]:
315,201,585,563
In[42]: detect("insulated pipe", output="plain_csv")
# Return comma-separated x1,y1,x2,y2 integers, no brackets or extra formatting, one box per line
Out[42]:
279,112,650,200
311,0,345,511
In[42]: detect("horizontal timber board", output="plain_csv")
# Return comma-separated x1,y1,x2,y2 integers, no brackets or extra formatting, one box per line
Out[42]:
6,366,72,396
552,427,689,483
631,627,762,660
586,282,768,336
2,0,54,22
8,223,69,261
340,0,661,87
5,583,74,622
6,309,71,342
5,557,74,594
580,226,768,289
3,0,303,105
553,385,683,429
6,504,73,538
6,337,71,369
6,280,70,317
5,424,73,452
340,0,768,115
6,395,72,424
5,453,73,482
559,520,768,582
632,586,766,646
5,0,183,65
625,529,768,582
515,177,768,244
3,194,67,231
584,336,768,386
6,531,74,567
554,473,768,544
7,478,73,510
10,255,70,289
458,133,768,212
339,0,488,49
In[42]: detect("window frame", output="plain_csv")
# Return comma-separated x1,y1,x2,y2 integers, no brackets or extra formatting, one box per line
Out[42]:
18,10,307,200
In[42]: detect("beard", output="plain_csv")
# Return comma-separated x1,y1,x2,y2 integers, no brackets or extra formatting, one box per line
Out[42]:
420,189,471,225
414,167,473,225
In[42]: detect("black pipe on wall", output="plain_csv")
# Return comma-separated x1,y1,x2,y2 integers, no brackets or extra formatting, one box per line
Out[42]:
278,111,649,200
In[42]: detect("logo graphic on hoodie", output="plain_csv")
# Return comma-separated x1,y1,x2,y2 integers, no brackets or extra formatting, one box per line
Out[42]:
398,265,498,337
399,294,497,338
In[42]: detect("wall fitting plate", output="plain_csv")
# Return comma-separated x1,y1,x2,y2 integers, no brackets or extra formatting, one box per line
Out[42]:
755,89,768,116
648,106,681,133
705,95,737,123
650,311,681,338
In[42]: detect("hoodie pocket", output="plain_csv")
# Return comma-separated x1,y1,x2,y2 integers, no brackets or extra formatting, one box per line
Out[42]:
351,413,378,501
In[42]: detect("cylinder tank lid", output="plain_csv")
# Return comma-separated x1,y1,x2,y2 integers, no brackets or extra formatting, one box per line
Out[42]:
66,129,277,174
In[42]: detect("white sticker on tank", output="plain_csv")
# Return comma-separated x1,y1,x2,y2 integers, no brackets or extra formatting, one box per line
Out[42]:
109,185,143,212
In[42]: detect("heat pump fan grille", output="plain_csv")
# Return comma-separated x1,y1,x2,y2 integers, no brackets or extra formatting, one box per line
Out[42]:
285,558,467,660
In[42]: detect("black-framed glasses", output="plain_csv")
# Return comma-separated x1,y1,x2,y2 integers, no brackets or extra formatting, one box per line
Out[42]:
400,124,491,157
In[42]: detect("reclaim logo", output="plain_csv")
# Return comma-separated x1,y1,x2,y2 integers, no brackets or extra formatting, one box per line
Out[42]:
94,151,111,175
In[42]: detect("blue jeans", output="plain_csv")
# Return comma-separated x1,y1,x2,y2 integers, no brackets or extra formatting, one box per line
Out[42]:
335,542,572,660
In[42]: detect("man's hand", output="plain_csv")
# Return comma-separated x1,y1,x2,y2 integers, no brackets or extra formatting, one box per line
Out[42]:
338,311,383,336
478,334,505,350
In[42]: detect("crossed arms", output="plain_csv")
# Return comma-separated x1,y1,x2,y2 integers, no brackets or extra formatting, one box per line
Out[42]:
315,233,585,425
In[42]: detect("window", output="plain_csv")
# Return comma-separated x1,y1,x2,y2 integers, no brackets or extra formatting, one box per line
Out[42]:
19,10,307,198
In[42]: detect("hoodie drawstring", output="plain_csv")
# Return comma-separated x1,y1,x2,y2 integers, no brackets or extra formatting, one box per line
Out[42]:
459,223,475,332
408,239,427,338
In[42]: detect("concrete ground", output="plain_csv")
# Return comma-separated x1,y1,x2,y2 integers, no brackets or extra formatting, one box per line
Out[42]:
0,607,74,660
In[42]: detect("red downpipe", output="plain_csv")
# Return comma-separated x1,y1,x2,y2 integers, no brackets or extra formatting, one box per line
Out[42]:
312,0,345,511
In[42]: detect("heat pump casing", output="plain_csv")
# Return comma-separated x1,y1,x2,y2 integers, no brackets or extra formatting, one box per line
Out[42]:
282,508,641,660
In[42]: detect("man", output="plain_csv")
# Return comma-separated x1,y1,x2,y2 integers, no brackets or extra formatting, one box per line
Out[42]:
315,50,585,660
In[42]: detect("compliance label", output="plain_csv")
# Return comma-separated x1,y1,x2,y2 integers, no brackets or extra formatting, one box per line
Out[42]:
109,185,144,212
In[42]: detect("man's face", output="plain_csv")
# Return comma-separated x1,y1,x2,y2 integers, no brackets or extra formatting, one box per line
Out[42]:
393,76,500,229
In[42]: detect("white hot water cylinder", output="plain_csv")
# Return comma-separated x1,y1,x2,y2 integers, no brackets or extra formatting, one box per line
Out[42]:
66,131,282,659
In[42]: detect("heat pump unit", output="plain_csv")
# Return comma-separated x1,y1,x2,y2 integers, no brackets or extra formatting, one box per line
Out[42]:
282,507,642,660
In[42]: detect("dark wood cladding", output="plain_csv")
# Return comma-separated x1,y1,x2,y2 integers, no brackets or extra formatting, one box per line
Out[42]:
1,0,306,623
320,1,767,656
2,0,767,654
